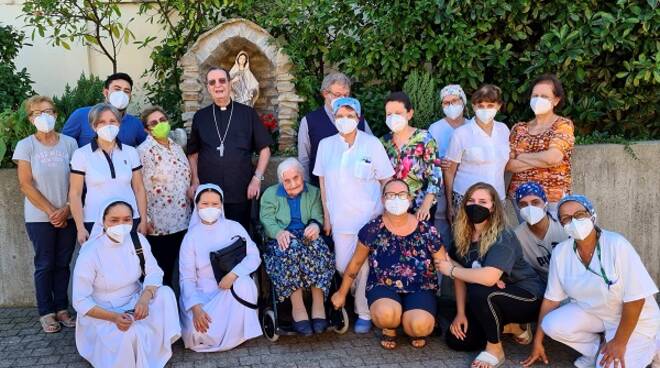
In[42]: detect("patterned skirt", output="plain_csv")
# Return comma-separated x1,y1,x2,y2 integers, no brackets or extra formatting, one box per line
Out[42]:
264,229,335,302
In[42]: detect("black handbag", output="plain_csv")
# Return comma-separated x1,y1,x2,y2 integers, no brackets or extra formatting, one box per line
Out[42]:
130,232,145,283
209,236,257,309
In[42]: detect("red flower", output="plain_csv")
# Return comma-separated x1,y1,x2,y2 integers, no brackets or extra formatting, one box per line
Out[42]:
259,113,278,133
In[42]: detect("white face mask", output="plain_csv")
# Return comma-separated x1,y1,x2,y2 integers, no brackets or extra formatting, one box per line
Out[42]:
475,108,497,124
443,104,464,120
34,113,56,133
198,207,222,223
384,197,410,216
96,124,120,142
530,97,553,115
335,117,358,135
385,114,407,133
563,218,594,241
108,91,130,110
105,224,132,243
520,205,546,226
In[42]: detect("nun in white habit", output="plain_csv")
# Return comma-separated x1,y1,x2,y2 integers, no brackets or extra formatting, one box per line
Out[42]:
179,183,262,352
72,199,181,368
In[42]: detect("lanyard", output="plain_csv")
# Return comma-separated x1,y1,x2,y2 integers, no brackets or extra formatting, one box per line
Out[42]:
574,239,612,288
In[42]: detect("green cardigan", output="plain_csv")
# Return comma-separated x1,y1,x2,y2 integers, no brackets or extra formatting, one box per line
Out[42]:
259,183,324,240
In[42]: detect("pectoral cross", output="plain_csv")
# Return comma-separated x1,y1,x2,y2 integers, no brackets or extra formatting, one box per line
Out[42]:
217,143,225,157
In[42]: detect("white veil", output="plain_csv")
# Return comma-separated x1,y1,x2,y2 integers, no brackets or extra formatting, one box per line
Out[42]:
189,183,226,229
86,198,135,244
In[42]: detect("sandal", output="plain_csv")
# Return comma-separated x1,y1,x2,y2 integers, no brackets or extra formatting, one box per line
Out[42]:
409,336,428,349
380,328,398,350
472,351,504,368
514,323,532,345
56,310,76,328
39,313,62,333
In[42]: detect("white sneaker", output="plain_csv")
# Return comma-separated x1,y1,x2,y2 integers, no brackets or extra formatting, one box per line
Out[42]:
574,355,596,368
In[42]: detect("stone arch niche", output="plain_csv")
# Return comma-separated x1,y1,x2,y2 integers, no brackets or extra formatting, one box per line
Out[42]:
179,19,302,150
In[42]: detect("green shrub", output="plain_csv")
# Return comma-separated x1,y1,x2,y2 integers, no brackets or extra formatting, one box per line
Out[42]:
53,73,104,129
0,104,33,168
0,24,34,112
403,70,440,129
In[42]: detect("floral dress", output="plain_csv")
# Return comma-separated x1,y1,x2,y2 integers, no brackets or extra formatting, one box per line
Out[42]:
358,216,443,293
263,193,335,302
381,129,442,210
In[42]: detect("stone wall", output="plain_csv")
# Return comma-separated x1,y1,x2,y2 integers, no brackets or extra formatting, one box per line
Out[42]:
1,142,659,306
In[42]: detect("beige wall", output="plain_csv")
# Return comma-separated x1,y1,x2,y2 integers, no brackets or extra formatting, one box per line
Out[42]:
0,0,165,113
1,143,659,306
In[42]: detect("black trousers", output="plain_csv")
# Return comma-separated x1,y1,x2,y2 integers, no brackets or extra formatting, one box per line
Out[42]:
446,284,542,351
224,201,252,231
146,230,186,288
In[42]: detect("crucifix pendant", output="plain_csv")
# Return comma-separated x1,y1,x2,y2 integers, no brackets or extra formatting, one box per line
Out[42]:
217,143,225,157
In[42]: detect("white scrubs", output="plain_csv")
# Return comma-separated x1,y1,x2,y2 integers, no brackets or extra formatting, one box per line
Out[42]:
313,131,394,319
542,230,659,367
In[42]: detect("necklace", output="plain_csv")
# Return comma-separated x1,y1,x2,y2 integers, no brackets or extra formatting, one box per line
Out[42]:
211,101,234,157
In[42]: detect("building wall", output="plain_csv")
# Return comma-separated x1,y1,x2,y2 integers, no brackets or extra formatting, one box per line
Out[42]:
1,142,659,306
0,0,166,113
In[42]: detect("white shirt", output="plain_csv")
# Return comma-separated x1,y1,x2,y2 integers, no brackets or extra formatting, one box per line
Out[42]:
514,215,569,281
313,131,394,234
446,118,510,200
545,230,660,338
428,118,463,158
70,140,142,222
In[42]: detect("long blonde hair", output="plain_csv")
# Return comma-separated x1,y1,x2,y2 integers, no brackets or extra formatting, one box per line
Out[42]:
453,182,506,259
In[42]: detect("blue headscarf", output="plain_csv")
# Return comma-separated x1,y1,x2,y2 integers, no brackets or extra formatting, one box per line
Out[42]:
514,181,548,204
557,194,597,220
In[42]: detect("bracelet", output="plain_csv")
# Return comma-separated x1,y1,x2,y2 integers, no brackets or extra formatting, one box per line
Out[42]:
449,265,456,279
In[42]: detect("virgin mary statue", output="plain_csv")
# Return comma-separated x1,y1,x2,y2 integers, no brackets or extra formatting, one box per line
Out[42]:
229,50,260,106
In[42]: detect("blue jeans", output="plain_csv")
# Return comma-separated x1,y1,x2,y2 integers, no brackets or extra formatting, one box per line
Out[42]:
25,220,77,316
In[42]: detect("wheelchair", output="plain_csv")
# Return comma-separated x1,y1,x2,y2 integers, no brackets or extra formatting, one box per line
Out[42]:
248,205,350,342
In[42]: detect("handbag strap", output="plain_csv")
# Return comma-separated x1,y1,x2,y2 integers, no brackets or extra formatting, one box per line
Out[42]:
230,285,258,309
130,232,145,283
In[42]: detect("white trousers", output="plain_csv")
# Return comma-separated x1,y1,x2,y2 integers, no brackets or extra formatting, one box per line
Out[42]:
542,302,657,368
333,233,370,320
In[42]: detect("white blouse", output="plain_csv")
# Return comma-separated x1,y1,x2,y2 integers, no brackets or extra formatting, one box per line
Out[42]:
179,218,261,312
545,230,660,338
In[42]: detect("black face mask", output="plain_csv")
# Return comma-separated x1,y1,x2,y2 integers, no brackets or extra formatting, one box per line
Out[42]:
465,204,491,224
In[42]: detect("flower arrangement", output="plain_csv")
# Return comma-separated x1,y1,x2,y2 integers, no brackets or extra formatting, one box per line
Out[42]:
260,113,278,133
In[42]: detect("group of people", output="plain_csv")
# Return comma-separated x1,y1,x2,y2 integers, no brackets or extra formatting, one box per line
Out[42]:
13,68,658,368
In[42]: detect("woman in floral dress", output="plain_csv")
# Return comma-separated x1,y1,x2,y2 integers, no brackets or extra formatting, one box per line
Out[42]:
380,92,442,222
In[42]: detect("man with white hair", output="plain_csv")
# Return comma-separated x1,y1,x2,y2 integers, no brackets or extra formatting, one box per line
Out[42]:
297,72,372,186
313,97,393,333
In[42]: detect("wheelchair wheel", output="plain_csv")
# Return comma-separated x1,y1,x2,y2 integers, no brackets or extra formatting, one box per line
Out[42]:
262,309,279,342
332,307,350,334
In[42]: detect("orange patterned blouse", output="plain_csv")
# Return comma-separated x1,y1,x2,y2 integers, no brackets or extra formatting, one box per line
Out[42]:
507,117,575,202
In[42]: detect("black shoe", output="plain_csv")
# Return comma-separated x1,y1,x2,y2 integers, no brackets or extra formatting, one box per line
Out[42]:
312,318,328,334
292,320,313,336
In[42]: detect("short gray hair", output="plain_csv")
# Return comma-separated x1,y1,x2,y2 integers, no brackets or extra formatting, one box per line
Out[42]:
321,72,352,92
277,158,305,183
88,103,121,129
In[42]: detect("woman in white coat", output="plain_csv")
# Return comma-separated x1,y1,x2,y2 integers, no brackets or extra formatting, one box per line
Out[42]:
72,199,181,368
179,183,262,352
523,194,659,368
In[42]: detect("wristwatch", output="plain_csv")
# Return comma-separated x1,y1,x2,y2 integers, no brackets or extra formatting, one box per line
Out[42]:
253,172,265,181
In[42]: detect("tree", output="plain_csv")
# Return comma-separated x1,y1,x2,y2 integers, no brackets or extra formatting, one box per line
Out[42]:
21,0,135,73
0,24,34,112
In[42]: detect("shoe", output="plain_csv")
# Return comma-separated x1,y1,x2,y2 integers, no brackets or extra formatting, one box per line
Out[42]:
312,318,328,334
354,318,372,334
574,355,596,368
292,320,313,336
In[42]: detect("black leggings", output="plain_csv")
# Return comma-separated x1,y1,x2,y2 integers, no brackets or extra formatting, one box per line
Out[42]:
446,284,542,351
147,230,186,288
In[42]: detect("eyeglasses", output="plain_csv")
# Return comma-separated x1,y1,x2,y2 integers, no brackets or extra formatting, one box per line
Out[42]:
441,100,462,108
384,191,410,200
559,210,592,226
30,108,55,117
326,91,348,99
146,116,167,128
207,78,228,86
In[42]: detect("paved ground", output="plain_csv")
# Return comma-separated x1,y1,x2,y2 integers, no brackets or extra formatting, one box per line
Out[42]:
0,307,579,368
